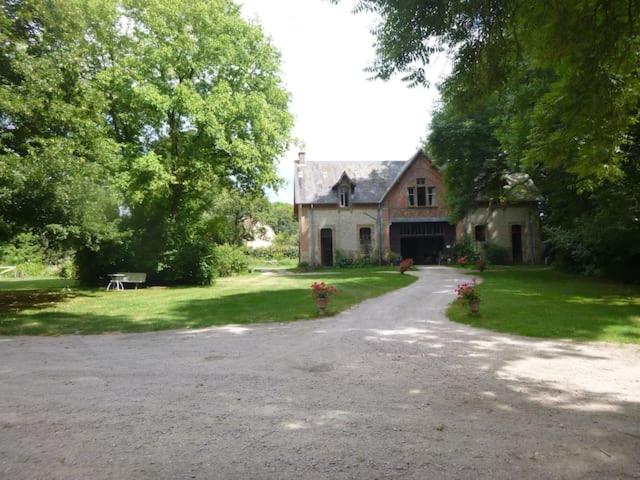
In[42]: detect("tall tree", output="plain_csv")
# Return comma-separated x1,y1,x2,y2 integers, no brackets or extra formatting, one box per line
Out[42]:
350,0,640,183
0,0,293,284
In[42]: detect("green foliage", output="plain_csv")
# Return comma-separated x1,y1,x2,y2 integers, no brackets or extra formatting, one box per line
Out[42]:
296,261,311,272
450,236,479,263
428,98,507,221
334,250,376,268
0,233,45,266
212,244,249,278
58,258,77,280
482,242,510,265
352,0,640,184
0,232,52,277
383,250,401,265
247,232,298,262
0,0,293,285
259,202,297,237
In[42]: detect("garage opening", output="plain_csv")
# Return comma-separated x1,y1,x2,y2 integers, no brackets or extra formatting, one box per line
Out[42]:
390,221,456,265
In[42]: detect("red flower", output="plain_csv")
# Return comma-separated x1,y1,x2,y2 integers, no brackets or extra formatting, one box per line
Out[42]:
310,282,338,299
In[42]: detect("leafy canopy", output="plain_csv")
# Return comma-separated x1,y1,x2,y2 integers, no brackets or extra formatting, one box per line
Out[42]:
0,0,293,284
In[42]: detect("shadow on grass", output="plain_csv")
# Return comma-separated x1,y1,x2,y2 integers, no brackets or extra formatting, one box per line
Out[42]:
0,288,350,335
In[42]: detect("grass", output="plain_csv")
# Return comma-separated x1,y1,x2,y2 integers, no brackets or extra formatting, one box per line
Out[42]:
448,266,640,344
0,267,415,335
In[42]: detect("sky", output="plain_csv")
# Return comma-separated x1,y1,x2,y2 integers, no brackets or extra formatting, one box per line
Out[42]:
239,0,451,203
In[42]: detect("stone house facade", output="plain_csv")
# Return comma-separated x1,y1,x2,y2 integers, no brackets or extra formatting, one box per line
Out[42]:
294,150,541,266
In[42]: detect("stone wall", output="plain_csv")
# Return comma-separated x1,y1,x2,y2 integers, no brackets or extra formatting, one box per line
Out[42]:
298,205,380,265
461,204,541,263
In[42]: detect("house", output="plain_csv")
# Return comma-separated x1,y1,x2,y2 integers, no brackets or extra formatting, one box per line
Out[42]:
293,149,541,266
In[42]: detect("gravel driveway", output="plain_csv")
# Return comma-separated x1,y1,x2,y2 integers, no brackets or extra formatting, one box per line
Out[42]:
1,267,639,479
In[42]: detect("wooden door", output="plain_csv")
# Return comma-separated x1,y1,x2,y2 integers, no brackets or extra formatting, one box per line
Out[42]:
320,228,333,267
511,225,523,263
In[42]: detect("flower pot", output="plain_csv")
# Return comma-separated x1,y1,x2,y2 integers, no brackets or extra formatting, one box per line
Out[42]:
469,299,480,315
315,297,329,313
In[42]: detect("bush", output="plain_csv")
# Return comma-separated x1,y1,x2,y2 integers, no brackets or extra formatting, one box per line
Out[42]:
58,258,77,279
76,237,133,286
246,232,298,264
297,261,311,272
335,250,354,268
451,235,480,263
212,244,249,278
0,232,52,277
383,250,401,266
482,242,510,264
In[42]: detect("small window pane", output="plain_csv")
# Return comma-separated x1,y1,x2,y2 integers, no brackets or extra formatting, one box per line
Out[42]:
339,187,349,207
427,187,436,206
417,186,426,206
407,187,415,206
416,178,425,185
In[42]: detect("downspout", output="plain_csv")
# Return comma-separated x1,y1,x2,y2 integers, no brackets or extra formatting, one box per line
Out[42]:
376,203,383,264
309,203,315,266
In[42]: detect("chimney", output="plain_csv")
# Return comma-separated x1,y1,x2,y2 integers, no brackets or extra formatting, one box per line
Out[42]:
297,151,306,163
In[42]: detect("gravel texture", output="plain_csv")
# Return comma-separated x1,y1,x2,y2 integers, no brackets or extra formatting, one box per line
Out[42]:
0,267,639,479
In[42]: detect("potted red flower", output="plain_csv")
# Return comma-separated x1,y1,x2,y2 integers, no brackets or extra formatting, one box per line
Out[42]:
398,258,414,274
310,281,338,313
455,279,480,314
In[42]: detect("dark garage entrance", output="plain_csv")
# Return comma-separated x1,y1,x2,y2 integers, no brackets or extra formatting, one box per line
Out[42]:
390,221,456,265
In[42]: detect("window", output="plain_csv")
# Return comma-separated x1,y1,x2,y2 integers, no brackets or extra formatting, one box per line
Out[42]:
339,186,350,207
410,178,434,207
417,184,426,206
427,187,436,206
407,187,415,207
475,225,486,242
359,227,372,256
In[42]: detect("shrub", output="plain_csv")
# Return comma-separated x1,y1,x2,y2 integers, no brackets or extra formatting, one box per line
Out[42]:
0,232,52,277
451,235,479,263
482,242,510,264
246,232,298,261
212,244,249,278
335,250,354,268
58,258,77,279
383,250,401,266
297,261,311,272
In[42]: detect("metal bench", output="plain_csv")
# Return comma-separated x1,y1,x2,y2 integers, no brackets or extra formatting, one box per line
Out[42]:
106,272,147,290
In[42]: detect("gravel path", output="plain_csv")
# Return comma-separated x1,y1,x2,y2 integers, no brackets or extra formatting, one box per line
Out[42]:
1,267,639,479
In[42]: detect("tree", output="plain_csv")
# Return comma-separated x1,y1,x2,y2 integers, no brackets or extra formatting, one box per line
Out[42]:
0,0,293,284
427,96,506,221
0,0,123,252
349,0,640,184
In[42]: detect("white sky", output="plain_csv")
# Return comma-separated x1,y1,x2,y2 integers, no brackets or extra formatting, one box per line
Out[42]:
239,0,451,203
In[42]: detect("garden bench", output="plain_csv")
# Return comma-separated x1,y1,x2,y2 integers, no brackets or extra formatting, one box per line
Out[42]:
106,272,147,290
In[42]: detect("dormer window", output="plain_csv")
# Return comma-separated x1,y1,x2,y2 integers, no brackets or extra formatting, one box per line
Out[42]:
339,186,350,207
333,171,354,208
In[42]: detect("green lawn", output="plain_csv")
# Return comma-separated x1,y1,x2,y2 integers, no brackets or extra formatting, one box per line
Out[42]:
0,268,415,335
448,266,640,344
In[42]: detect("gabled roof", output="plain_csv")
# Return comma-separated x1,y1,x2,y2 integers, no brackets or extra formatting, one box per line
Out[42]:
294,159,407,204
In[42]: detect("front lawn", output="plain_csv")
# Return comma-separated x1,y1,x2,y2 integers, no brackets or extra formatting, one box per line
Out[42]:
448,267,640,344
0,268,415,335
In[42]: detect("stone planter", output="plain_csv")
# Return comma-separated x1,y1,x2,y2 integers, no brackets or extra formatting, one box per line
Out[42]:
315,297,329,313
469,298,480,315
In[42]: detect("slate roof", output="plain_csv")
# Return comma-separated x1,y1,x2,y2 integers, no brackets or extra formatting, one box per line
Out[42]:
294,160,407,204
